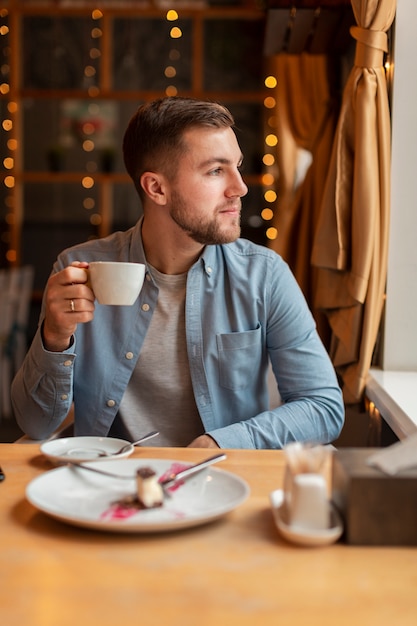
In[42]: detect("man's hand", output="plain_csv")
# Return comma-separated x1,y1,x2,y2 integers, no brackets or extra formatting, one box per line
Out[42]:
187,434,220,449
42,262,95,352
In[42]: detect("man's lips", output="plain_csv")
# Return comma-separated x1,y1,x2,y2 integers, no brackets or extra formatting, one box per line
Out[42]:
219,203,241,216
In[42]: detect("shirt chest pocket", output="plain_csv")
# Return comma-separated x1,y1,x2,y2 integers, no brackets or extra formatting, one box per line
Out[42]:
216,324,262,390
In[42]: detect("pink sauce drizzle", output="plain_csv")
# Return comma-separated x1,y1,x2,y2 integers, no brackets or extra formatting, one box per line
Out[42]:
101,503,139,521
158,462,189,493
99,462,190,521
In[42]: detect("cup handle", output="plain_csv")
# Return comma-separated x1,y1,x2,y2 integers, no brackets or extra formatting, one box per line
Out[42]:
83,267,93,290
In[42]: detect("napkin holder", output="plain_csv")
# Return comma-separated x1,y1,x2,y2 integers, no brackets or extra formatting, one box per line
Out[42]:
332,448,417,546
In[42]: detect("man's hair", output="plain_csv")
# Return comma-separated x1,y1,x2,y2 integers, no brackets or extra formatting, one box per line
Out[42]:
123,96,235,199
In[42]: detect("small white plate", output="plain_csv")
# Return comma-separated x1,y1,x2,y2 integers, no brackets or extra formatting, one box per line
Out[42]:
270,489,343,547
40,436,134,464
26,458,250,533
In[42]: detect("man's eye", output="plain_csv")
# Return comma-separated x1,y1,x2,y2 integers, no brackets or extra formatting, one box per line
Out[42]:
209,168,222,176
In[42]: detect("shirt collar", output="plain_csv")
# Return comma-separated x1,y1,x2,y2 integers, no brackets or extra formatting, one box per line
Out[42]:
132,216,222,278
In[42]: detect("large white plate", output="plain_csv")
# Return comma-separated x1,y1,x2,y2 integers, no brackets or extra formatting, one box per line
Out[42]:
40,436,134,464
26,458,250,533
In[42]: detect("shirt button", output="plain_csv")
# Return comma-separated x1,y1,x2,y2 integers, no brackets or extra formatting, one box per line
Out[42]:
141,303,150,312
125,351,134,360
206,266,213,274
63,360,72,367
107,399,116,408
61,394,68,401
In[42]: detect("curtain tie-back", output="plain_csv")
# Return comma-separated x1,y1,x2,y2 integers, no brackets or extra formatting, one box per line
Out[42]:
350,25,388,68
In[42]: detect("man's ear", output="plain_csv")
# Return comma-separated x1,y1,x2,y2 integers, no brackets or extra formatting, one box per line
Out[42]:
140,172,168,205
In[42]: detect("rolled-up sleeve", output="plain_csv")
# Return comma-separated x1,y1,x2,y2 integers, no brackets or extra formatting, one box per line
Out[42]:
11,326,75,439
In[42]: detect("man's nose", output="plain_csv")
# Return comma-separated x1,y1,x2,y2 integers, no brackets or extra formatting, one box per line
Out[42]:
227,171,248,198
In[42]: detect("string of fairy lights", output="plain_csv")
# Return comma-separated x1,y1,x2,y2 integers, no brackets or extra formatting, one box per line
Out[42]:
0,7,17,263
79,7,184,233
78,8,103,232
263,74,279,241
1,4,279,265
165,8,182,97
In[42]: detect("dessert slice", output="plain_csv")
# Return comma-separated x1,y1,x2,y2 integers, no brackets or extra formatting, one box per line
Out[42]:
136,467,164,509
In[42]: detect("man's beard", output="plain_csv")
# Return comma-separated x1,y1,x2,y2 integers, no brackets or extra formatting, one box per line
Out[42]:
169,191,241,245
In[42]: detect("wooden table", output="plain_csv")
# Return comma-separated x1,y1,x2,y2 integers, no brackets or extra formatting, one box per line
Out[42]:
1,444,417,626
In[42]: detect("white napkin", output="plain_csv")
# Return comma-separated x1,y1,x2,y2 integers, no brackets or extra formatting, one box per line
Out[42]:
367,431,417,475
283,442,332,530
284,441,331,475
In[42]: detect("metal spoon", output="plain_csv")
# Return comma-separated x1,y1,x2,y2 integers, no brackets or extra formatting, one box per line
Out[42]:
68,452,227,492
97,430,160,457
159,453,226,489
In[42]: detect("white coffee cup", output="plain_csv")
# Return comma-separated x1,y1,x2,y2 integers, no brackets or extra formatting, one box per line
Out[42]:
88,262,146,305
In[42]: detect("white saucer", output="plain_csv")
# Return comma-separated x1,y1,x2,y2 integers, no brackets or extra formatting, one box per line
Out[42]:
270,489,343,547
40,436,134,464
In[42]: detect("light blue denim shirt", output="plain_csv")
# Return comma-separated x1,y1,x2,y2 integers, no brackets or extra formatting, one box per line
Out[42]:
12,219,344,448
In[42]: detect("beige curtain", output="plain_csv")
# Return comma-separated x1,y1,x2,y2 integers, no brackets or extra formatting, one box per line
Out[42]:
311,0,397,403
268,53,339,341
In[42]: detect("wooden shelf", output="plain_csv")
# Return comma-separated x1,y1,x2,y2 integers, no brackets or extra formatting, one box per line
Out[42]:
1,2,268,279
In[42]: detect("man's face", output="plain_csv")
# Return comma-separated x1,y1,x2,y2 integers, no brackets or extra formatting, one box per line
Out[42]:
167,126,248,245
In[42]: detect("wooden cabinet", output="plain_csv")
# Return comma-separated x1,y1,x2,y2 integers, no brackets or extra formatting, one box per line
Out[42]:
1,1,267,291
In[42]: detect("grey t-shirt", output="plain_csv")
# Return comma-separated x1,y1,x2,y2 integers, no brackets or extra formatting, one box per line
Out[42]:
113,265,204,446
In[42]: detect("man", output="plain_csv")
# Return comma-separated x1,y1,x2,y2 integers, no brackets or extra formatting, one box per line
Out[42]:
12,97,344,448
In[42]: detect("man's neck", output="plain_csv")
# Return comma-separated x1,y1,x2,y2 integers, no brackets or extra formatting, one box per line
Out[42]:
141,213,204,275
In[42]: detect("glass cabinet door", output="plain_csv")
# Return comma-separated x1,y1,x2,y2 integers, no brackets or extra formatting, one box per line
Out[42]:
1,3,268,286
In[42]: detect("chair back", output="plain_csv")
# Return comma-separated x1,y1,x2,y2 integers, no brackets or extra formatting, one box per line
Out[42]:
0,266,34,418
